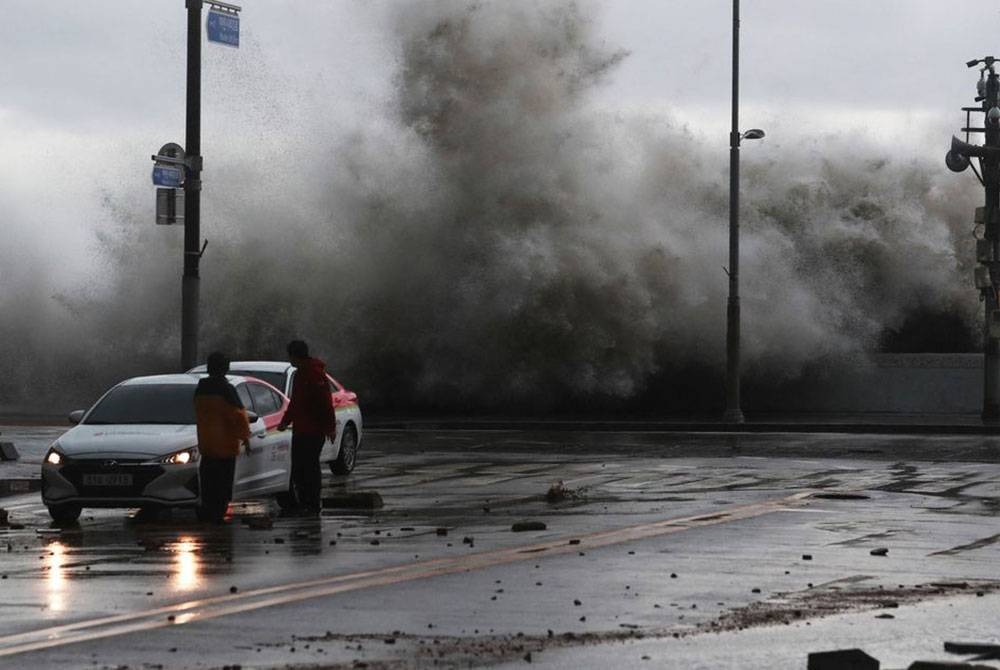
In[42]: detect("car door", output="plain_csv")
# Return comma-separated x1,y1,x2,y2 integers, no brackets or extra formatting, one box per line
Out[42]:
243,381,291,495
231,383,264,499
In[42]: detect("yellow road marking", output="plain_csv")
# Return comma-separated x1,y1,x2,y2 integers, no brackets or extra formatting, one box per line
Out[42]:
0,491,812,657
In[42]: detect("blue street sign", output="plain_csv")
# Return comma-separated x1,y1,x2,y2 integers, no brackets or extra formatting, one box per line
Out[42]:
152,165,183,188
207,10,239,48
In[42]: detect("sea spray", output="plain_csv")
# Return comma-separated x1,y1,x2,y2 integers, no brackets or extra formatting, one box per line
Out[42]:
0,1,981,412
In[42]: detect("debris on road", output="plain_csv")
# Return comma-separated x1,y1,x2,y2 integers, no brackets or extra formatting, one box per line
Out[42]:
908,662,996,669
813,492,870,500
705,580,1000,636
243,516,273,530
870,547,889,556
322,491,384,510
806,648,879,670
511,521,547,532
545,481,578,503
0,442,19,461
944,641,1000,658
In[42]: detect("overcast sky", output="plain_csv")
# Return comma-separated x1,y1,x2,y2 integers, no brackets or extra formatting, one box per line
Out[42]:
1,0,997,279
2,2,995,136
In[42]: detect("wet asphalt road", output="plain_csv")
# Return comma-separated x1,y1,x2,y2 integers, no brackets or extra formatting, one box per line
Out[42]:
2,427,1000,668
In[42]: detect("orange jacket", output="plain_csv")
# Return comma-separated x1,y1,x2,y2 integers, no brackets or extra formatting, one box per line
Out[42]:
194,376,250,459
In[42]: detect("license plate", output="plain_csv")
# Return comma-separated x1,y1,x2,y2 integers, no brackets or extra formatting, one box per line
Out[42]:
82,473,133,487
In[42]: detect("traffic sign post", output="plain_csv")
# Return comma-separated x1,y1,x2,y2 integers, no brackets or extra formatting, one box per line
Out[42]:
151,142,186,225
152,165,183,188
156,188,184,225
207,9,239,47
153,1,241,371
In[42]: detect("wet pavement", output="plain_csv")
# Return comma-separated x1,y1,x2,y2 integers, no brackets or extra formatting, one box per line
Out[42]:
2,426,1000,668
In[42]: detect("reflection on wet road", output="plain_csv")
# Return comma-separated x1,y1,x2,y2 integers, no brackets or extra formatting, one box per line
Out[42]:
2,428,1000,668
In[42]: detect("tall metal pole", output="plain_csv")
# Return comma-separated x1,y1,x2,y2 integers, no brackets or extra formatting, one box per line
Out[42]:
182,0,203,371
724,0,745,423
983,69,1000,421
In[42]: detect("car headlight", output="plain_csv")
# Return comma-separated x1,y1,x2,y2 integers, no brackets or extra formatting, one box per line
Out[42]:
159,447,200,465
44,444,65,466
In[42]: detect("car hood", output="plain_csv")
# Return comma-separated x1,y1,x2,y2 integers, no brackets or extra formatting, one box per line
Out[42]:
56,424,197,460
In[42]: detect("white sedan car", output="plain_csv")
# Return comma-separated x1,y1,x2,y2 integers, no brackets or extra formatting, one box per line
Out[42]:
187,361,363,475
42,374,294,523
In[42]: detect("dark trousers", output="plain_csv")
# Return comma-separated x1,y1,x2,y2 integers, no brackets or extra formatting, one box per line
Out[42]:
291,433,324,511
198,456,236,522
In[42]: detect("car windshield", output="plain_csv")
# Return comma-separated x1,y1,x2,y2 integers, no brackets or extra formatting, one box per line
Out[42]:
229,370,286,392
84,384,196,425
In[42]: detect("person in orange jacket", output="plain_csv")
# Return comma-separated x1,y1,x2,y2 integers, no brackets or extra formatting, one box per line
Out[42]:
278,340,336,514
194,351,250,523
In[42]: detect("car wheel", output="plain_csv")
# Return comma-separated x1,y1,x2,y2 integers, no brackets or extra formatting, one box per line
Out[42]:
329,424,358,475
48,503,82,524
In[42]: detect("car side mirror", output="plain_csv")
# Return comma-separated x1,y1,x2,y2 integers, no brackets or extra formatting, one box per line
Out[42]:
68,410,85,425
247,412,260,423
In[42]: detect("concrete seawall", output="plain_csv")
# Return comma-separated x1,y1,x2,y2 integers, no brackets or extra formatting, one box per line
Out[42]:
761,353,983,415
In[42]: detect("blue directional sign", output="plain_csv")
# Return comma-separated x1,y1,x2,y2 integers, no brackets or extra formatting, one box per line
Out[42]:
152,165,183,188
207,10,239,48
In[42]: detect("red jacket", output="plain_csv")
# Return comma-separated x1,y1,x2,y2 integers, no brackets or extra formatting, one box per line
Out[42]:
281,357,336,436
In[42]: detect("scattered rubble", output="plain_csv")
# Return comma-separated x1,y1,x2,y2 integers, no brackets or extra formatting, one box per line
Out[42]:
703,580,1000,635
242,516,273,530
813,492,870,500
322,491,384,510
0,442,19,461
545,481,580,503
807,648,878,670
944,641,1000,658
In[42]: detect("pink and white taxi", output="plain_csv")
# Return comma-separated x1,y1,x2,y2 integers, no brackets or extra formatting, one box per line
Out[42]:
188,361,363,475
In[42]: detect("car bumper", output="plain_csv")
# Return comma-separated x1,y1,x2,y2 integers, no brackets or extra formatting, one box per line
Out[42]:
42,460,200,507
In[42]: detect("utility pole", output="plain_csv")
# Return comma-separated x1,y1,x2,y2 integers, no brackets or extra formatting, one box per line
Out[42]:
984,64,1000,421
946,57,1000,421
182,0,203,372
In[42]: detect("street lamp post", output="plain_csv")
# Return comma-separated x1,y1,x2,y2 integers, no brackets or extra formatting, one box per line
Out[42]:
724,0,764,423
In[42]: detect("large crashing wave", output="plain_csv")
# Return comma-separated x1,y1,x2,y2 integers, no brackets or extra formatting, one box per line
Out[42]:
0,1,981,413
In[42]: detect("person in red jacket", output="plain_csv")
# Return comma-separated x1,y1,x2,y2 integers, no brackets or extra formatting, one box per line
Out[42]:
278,340,336,514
